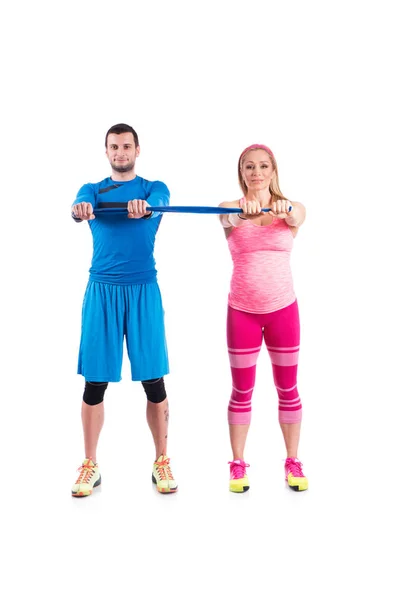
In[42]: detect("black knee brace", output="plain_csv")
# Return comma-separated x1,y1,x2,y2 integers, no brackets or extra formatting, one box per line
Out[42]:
83,381,108,406
141,378,167,403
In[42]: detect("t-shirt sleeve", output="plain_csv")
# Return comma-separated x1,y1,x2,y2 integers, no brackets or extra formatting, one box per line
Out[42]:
72,183,96,207
146,180,170,218
71,183,96,221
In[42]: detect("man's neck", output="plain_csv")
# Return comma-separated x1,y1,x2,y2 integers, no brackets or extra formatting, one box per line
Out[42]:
110,170,137,182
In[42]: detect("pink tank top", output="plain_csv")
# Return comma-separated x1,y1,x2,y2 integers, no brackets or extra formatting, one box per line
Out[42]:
227,217,296,314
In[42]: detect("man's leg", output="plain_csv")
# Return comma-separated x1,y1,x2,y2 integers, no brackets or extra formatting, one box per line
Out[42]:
73,282,124,497
126,282,176,493
82,382,108,463
141,378,177,493
143,379,169,459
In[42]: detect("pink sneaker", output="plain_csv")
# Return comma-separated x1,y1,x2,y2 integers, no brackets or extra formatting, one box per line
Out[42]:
229,459,250,493
285,458,308,491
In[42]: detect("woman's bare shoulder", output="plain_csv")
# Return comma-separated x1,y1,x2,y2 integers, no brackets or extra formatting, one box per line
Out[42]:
218,199,241,208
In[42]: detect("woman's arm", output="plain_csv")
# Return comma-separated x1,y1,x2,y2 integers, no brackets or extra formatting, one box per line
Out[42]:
285,201,306,228
218,200,247,230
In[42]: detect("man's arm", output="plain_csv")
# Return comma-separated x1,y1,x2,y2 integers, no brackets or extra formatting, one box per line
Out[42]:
71,184,96,222
143,181,170,219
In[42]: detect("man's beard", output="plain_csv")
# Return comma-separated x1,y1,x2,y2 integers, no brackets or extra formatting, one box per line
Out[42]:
112,161,135,173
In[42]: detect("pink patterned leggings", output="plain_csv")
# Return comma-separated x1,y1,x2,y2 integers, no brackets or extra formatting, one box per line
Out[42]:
227,301,302,425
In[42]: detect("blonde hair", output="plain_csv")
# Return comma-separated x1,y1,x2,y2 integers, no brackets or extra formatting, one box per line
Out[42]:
238,144,288,201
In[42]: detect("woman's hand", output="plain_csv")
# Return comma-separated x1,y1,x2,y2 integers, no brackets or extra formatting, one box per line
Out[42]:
270,199,293,219
241,199,263,219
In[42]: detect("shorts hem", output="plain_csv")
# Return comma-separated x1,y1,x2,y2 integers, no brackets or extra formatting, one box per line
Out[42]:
131,370,169,382
78,373,122,383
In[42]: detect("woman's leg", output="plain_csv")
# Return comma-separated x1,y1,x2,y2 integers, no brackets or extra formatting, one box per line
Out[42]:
227,305,263,460
263,301,302,457
263,301,308,490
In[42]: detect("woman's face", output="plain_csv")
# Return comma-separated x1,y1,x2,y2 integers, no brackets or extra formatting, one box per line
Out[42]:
241,149,275,191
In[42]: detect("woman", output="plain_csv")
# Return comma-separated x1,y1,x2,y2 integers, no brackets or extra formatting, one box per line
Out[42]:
219,144,308,493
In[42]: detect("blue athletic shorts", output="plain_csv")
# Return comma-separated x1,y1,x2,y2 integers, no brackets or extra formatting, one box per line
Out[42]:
78,281,169,382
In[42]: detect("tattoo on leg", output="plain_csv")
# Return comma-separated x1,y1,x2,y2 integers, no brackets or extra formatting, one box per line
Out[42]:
164,409,169,424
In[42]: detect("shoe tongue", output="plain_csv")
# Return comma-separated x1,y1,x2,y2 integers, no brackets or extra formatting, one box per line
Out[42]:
83,458,95,467
156,455,165,462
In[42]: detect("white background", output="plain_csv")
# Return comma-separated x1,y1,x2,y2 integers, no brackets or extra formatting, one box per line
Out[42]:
1,0,399,598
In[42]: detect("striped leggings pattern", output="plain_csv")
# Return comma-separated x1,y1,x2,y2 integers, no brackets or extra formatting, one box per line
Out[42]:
227,301,302,425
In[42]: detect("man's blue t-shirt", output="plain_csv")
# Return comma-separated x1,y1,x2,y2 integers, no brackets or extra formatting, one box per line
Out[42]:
73,176,169,285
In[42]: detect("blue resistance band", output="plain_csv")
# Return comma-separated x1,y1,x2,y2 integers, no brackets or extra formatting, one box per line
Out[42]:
93,204,291,215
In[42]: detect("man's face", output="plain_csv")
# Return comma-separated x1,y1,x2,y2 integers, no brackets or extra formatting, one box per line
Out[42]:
106,132,140,173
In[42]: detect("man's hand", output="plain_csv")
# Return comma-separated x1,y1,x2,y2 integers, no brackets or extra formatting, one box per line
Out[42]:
72,202,95,220
127,199,152,219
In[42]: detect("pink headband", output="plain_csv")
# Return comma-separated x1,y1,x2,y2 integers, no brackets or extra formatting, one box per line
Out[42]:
240,144,274,163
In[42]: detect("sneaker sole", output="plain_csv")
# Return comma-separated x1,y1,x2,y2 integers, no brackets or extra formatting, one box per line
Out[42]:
287,481,308,492
229,486,250,493
152,474,178,494
71,475,101,497
229,475,250,493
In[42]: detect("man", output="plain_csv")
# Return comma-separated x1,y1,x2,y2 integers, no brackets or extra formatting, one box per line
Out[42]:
71,123,177,496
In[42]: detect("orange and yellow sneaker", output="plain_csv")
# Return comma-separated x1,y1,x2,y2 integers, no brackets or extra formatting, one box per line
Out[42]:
152,455,178,493
71,458,101,497
229,459,250,493
285,457,308,491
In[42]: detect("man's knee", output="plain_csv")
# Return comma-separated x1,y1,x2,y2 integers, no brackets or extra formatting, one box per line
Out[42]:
141,378,167,403
83,381,108,406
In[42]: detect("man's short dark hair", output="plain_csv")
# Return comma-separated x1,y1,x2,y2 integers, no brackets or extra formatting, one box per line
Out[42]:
105,124,139,148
